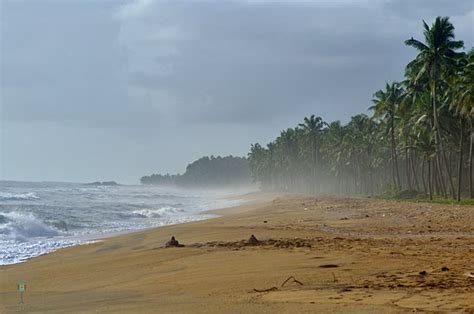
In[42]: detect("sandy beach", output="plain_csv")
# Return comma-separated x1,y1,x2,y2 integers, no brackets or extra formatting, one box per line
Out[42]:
1,194,473,313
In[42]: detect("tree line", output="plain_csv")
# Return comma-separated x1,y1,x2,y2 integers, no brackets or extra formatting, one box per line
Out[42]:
248,17,473,200
141,155,251,187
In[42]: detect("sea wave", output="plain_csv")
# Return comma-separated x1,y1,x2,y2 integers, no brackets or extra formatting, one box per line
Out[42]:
0,182,239,266
0,212,59,241
0,192,40,201
131,206,185,218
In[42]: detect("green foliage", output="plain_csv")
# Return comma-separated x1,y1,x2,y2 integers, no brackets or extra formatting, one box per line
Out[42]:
141,155,251,187
378,196,474,206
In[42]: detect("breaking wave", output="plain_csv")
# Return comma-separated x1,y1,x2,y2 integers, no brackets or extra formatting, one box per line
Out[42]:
131,206,185,218
0,192,40,201
0,212,59,241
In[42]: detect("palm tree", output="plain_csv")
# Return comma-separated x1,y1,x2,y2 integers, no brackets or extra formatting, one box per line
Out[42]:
248,143,269,189
449,50,473,199
275,128,299,191
449,50,474,116
405,16,464,199
298,115,326,194
322,121,347,194
414,126,436,200
344,114,377,194
370,82,404,190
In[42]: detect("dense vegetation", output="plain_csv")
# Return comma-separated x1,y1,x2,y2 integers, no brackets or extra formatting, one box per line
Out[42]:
141,155,251,187
248,17,473,200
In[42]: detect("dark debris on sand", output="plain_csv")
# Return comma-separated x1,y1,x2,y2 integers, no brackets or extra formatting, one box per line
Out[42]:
165,236,185,248
246,234,260,245
189,236,312,250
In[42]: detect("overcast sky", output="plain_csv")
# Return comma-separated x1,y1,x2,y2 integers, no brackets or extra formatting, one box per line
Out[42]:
0,0,473,183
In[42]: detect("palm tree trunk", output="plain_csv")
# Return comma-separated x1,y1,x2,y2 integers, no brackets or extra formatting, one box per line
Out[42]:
433,116,448,198
405,136,412,190
391,114,401,190
391,151,397,189
433,160,439,196
457,117,464,201
432,112,446,197
421,156,427,194
434,159,446,197
315,138,321,194
428,157,433,200
470,119,473,199
432,81,456,199
352,162,357,194
311,139,316,195
411,150,420,191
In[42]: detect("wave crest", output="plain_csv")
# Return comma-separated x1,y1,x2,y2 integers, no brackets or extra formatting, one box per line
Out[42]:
0,212,59,241
0,192,40,201
131,206,184,218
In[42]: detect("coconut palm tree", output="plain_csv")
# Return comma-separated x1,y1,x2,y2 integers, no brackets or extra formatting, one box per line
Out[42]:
449,50,473,199
370,82,404,190
274,128,300,191
298,115,327,194
405,16,464,199
322,121,347,194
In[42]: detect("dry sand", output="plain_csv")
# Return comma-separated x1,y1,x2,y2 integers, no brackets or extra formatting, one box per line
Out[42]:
1,194,473,313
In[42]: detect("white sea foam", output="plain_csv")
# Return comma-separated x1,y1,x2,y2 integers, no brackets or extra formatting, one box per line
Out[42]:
132,206,185,218
0,192,40,201
0,238,85,265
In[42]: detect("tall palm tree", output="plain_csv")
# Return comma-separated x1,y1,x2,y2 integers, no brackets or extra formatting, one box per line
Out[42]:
414,124,436,200
370,82,404,190
449,50,473,199
405,16,464,199
275,128,299,191
299,115,326,194
323,121,347,194
403,89,439,198
248,143,268,188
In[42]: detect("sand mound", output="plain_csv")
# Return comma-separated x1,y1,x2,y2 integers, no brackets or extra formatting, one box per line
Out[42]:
165,236,184,247
246,234,260,245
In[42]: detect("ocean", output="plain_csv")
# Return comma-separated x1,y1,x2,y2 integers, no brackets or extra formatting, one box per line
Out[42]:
0,181,241,265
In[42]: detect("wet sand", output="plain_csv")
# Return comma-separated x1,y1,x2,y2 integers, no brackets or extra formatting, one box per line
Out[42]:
1,195,473,313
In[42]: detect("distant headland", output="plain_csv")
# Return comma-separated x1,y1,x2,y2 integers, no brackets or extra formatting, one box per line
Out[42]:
140,155,251,187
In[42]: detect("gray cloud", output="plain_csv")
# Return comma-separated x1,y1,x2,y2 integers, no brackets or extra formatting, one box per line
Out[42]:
115,0,473,125
1,0,472,182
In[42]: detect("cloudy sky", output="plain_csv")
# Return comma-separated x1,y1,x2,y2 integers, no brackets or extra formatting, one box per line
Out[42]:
0,0,472,183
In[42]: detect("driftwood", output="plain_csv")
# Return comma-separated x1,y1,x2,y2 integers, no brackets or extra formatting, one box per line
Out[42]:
280,276,303,287
253,287,278,293
254,275,303,293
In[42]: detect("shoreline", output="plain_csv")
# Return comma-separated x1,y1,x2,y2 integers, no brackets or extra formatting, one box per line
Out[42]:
0,193,250,267
49,193,258,251
1,194,473,313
